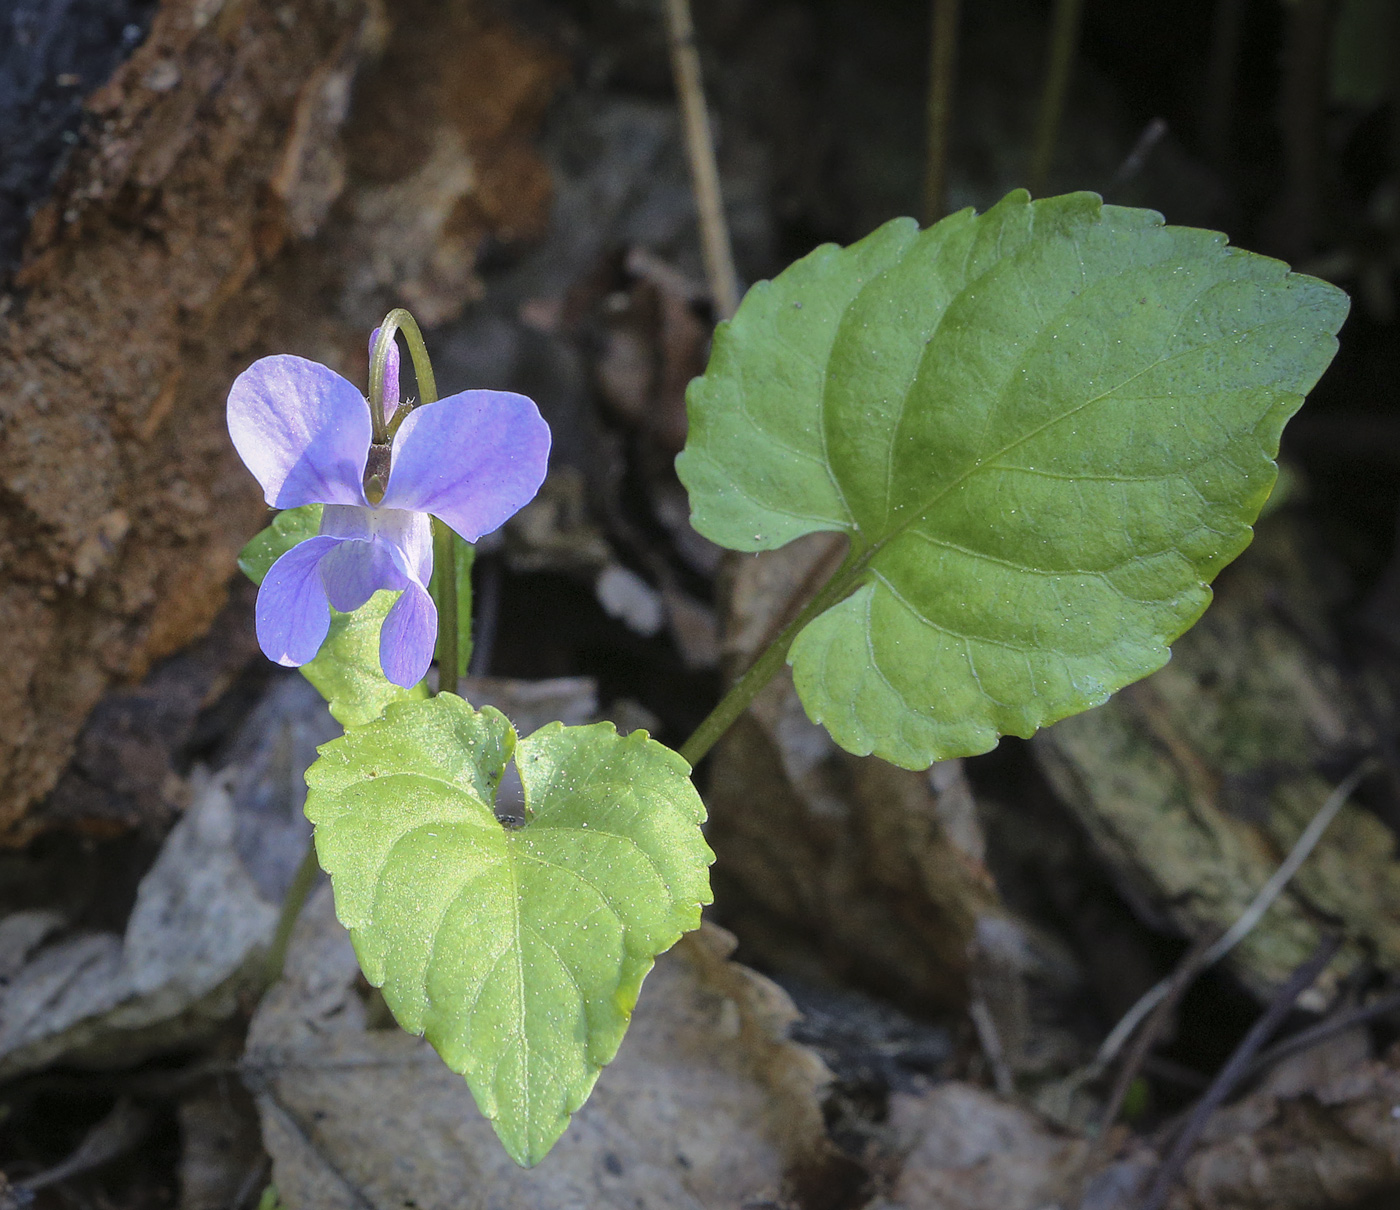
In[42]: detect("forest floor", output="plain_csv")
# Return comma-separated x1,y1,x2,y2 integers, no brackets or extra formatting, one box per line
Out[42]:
3,0,1400,1207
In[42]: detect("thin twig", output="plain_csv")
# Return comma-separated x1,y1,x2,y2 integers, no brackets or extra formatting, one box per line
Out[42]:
1275,0,1338,258
1139,933,1343,1210
1098,934,1215,1135
1108,117,1169,194
16,1098,151,1192
1243,986,1400,1084
1199,761,1372,967
1028,0,1086,196
921,0,962,224
662,0,741,319
232,1157,272,1210
1094,759,1374,1072
969,997,1015,1096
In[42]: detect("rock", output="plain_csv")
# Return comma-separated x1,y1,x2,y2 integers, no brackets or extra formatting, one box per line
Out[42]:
0,0,560,842
1033,511,1400,1004
0,675,336,1080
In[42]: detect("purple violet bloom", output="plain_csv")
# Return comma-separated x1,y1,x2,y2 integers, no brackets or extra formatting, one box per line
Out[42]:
228,337,549,687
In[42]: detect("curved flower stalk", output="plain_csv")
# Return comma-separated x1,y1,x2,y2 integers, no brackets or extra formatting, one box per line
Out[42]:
228,335,549,687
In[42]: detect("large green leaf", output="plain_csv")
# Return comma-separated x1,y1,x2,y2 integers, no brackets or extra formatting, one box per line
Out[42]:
677,190,1349,768
303,694,714,1166
238,505,426,724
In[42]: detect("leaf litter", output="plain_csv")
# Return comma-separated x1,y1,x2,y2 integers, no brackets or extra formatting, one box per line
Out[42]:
242,886,851,1210
7,0,1400,1205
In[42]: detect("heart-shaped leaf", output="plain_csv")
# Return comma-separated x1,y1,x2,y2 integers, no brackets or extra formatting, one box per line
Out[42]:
239,505,426,725
302,591,429,726
303,694,714,1166
677,190,1350,768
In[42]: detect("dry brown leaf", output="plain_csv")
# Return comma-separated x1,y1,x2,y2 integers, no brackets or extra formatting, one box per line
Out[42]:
0,677,335,1079
243,886,857,1210
880,1081,1086,1210
1159,1036,1400,1210
178,1083,266,1210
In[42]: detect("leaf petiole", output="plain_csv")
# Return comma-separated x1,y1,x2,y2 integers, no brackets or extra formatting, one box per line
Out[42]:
678,544,866,767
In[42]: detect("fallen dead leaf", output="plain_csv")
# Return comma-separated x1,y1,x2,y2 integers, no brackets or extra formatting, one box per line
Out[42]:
178,1082,267,1210
243,885,859,1210
0,677,335,1080
1159,1034,1400,1210
880,1081,1085,1210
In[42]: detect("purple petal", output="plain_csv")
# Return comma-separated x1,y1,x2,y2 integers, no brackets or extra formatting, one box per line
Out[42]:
228,356,371,509
379,580,437,687
383,507,434,585
379,390,550,541
256,536,342,667
318,538,405,613
368,328,401,419
318,503,375,543
317,506,432,610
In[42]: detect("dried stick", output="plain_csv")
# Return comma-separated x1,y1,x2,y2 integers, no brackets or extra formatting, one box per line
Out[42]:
1244,986,1400,1083
921,0,963,224
16,1098,151,1193
1098,935,1215,1135
1028,0,1085,196
969,997,1016,1096
663,0,741,320
1139,933,1344,1210
1094,759,1373,1072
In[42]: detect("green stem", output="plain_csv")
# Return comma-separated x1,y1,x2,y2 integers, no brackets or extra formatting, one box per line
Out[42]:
921,0,962,225
263,840,321,987
370,308,440,411
367,331,391,445
678,547,864,768
1028,0,1085,196
456,537,476,677
433,518,459,697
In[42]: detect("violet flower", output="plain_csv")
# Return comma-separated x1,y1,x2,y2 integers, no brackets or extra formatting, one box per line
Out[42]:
228,336,549,687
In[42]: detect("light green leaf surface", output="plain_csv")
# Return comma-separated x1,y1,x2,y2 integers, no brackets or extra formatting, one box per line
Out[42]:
238,505,425,724
301,591,429,726
237,504,323,585
304,694,714,1166
677,190,1349,768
